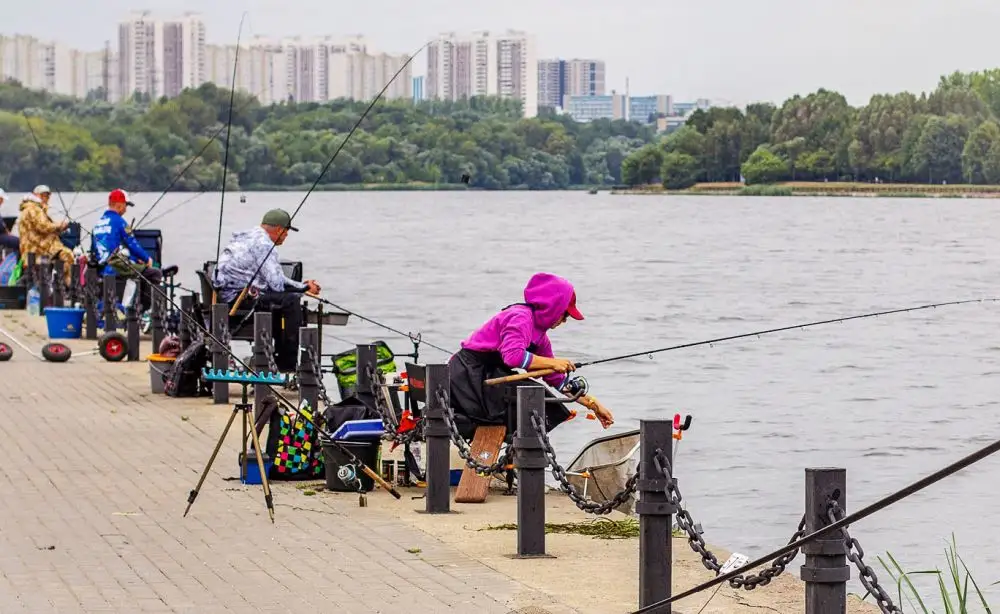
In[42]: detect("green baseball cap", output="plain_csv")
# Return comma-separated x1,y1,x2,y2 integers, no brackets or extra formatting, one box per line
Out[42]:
261,208,298,231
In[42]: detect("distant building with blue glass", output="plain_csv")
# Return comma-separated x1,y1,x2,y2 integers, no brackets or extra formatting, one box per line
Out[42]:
412,76,424,102
537,58,606,110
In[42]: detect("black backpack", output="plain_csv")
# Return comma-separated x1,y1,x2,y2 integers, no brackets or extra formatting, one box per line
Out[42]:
164,340,210,397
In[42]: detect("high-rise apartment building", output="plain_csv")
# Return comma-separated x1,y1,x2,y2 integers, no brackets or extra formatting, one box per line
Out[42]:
537,58,606,110
426,30,537,117
0,34,109,98
118,11,205,100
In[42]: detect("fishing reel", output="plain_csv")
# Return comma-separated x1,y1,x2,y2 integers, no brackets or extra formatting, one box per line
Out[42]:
337,464,368,507
561,375,589,397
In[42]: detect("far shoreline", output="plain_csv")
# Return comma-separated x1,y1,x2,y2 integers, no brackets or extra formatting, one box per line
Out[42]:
609,181,1000,198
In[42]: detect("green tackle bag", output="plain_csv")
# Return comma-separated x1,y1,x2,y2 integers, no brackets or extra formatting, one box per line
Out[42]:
329,340,397,398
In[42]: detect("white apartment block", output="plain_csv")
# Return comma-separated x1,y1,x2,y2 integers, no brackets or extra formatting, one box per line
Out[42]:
283,35,411,103
538,58,606,110
0,34,114,99
205,38,289,106
118,11,205,100
426,30,537,117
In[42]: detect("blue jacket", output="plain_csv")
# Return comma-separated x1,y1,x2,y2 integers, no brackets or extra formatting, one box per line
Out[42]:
91,210,150,275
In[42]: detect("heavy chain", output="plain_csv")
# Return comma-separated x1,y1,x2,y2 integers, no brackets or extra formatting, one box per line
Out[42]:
305,345,333,408
364,365,422,447
435,388,512,475
652,450,806,589
529,409,639,515
828,502,901,614
258,329,279,375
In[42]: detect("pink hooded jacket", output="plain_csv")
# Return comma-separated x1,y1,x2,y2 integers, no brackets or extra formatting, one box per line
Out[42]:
459,272,583,389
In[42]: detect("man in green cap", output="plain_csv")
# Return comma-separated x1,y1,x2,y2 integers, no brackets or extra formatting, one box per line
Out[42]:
214,208,321,372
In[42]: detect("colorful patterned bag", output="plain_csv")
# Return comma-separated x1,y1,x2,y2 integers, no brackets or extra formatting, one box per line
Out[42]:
270,405,325,479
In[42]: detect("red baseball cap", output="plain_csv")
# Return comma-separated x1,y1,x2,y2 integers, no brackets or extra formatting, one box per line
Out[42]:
108,188,134,207
566,292,584,320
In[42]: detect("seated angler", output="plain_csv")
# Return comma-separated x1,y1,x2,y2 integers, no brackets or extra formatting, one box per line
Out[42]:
17,185,73,285
91,189,165,314
213,208,322,374
448,272,614,439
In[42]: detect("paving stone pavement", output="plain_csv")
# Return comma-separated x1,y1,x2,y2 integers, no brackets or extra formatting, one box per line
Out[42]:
0,312,578,614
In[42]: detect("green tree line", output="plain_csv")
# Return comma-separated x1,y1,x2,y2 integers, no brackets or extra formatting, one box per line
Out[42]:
622,68,1000,188
0,80,656,191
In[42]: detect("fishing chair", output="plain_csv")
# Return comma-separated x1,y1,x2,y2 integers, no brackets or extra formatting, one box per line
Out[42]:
196,259,307,341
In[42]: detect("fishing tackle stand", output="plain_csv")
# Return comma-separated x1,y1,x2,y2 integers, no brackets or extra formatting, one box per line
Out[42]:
184,368,288,523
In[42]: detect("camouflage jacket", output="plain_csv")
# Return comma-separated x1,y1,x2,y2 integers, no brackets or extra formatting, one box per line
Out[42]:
16,196,65,258
214,226,306,302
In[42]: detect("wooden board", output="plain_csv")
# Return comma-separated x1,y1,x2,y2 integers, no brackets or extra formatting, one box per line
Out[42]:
454,425,507,504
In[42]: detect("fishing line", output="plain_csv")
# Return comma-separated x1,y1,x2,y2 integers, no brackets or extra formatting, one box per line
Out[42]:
215,12,247,263
20,111,73,221
226,40,431,316
306,294,453,355
487,298,1000,385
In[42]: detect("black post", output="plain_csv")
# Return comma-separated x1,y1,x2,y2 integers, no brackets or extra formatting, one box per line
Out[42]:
637,419,675,612
37,259,50,314
151,287,166,353
178,294,194,352
84,266,97,340
126,302,140,361
424,363,451,514
297,327,319,410
102,273,117,331
68,261,79,306
356,343,377,398
24,253,35,289
52,260,64,308
253,312,272,420
515,385,550,558
211,303,230,404
802,468,849,614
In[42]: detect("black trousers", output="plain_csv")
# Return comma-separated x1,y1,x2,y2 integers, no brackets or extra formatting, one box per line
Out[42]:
240,291,302,373
137,267,163,313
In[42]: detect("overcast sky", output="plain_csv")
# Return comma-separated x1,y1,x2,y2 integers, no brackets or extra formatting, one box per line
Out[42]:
5,0,1000,107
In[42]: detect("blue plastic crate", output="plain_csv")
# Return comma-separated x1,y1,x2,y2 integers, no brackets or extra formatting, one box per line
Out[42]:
330,419,385,441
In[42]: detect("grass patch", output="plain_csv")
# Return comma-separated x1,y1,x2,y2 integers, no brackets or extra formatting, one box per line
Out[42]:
875,534,998,613
480,517,687,540
739,185,794,196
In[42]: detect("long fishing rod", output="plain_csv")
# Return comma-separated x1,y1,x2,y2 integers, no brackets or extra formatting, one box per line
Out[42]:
631,433,1000,613
304,294,453,355
226,41,430,317
486,297,1000,385
21,111,73,221
215,12,247,264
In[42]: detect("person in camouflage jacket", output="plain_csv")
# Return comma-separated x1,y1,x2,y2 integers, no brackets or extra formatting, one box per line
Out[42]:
16,186,72,285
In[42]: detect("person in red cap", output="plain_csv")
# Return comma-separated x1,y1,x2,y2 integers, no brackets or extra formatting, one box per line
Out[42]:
91,189,163,312
446,272,614,440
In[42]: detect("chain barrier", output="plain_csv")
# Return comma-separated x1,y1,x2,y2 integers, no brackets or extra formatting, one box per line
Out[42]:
435,387,512,475
528,408,638,515
652,449,807,589
305,345,334,408
828,501,901,614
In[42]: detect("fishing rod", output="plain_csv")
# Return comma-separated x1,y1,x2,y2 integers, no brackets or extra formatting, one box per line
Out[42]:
226,41,431,317
304,294,453,355
486,297,1000,385
215,12,247,264
21,111,73,221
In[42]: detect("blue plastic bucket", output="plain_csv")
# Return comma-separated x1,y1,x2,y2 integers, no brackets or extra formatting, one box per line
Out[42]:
45,307,85,339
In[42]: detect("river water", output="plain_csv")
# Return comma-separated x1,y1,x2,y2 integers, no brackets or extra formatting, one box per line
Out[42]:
67,190,1000,609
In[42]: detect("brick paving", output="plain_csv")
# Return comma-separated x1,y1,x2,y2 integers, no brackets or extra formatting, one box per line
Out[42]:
0,311,577,614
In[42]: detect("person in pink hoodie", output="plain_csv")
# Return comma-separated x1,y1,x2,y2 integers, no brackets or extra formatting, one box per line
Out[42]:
447,272,614,439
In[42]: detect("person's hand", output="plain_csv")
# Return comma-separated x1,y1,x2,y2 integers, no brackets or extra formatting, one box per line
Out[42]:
584,396,614,428
548,357,576,373
146,258,154,268
59,220,69,231
305,280,321,295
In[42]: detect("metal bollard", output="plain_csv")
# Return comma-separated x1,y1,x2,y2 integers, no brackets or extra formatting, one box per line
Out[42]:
178,294,194,352
84,266,98,339
297,327,319,410
102,273,117,331
24,253,35,289
802,468,849,614
126,303,140,361
637,419,676,612
355,343,378,399
423,364,451,514
514,385,552,558
37,259,51,314
68,261,80,305
253,312,273,420
151,287,166,353
52,260,64,307
211,303,230,403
